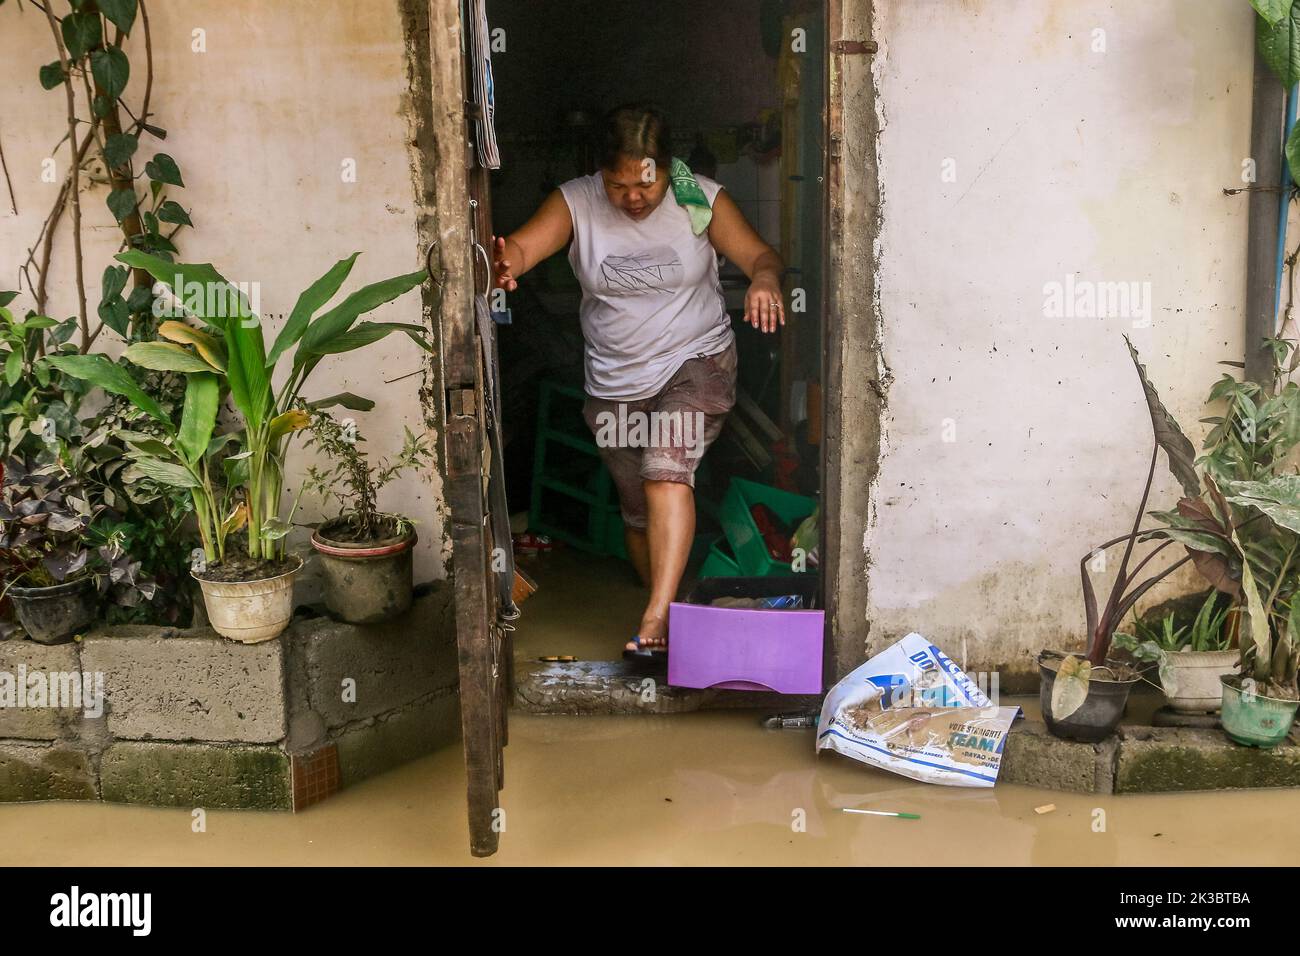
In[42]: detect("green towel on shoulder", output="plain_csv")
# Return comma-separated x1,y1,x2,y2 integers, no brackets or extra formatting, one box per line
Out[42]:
670,157,712,235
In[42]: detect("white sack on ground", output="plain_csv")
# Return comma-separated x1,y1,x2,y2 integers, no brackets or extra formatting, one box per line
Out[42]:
816,633,1020,788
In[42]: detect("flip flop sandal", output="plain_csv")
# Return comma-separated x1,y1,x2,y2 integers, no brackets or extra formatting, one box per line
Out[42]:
622,635,668,662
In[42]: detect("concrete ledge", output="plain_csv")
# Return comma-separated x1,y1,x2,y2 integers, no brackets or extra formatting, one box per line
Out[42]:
334,691,460,785
513,659,822,715
99,741,291,810
0,640,87,740
0,741,95,801
1115,725,1300,793
0,580,459,810
81,628,285,743
1000,719,1116,793
286,589,457,730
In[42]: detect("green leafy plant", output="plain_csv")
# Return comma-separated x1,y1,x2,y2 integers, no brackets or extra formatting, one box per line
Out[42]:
0,454,155,619
301,410,432,542
1114,590,1232,694
48,251,430,570
4,0,192,351
1051,338,1203,720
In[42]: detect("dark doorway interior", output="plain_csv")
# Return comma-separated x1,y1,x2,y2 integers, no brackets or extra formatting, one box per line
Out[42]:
486,0,828,661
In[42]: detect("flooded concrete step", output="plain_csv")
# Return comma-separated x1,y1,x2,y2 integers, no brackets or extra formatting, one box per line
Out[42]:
1001,719,1300,794
512,658,820,715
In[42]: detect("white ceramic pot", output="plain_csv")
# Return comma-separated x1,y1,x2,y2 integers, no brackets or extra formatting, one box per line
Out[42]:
1162,649,1239,713
192,557,302,644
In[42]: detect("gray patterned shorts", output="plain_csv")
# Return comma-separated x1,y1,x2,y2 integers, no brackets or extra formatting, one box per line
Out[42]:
582,343,737,529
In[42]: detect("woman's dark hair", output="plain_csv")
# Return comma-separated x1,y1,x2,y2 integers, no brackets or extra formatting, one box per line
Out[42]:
598,103,673,170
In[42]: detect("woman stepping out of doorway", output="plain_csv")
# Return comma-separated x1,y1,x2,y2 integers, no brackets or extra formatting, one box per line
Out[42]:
491,103,785,658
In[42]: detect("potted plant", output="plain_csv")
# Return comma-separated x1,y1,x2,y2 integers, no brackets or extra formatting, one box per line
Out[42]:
1040,339,1204,741
50,251,429,642
302,410,431,623
0,456,156,643
1174,477,1300,747
1113,590,1236,713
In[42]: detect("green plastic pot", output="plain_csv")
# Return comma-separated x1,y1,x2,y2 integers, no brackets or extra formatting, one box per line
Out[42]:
1220,676,1300,748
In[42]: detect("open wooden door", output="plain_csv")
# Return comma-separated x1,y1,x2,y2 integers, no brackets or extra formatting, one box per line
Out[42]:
432,0,515,858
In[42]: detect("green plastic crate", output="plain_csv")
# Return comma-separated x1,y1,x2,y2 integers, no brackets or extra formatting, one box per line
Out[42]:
699,536,742,577
720,478,817,577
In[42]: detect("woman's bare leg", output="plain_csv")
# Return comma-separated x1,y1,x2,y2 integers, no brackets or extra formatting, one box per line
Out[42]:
627,479,694,650
624,526,652,587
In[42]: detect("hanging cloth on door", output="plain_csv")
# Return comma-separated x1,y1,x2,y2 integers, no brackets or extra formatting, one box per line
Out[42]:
468,0,501,169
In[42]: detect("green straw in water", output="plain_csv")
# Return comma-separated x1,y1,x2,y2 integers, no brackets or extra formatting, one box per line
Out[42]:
842,808,921,819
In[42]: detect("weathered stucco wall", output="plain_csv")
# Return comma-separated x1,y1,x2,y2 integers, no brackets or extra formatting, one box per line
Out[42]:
0,0,449,590
859,0,1251,681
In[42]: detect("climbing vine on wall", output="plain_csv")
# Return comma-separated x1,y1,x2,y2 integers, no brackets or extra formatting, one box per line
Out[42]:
1,0,193,352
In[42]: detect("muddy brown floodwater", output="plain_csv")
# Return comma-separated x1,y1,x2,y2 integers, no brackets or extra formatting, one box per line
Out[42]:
2,709,1297,865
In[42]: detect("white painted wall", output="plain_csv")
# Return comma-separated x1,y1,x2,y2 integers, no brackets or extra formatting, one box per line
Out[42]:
867,0,1253,672
0,1,448,592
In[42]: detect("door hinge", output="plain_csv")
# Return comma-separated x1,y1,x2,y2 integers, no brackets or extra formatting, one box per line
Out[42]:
831,39,878,55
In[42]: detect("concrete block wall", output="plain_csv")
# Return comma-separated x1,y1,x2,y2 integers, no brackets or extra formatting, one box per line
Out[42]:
0,585,459,810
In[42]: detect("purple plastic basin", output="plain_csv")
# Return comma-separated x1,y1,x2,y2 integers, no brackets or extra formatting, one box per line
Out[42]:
667,576,824,694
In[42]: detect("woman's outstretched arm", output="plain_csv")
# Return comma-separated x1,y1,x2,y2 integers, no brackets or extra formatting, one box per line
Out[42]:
707,190,785,334
491,190,574,291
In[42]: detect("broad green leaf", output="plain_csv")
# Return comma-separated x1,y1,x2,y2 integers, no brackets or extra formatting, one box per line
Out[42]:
143,153,183,187
260,516,292,541
222,318,270,432
45,353,169,425
1224,475,1300,534
299,269,426,355
0,291,16,308
118,255,267,430
1125,336,1200,498
178,373,218,465
306,392,375,411
156,200,192,227
103,132,137,171
124,341,218,374
125,437,175,459
266,253,359,369
61,11,102,58
1050,655,1092,720
97,296,129,338
1259,6,1300,87
39,62,65,90
90,47,129,99
98,0,138,34
115,250,246,331
107,188,138,223
1253,0,1296,27
306,321,429,355
129,454,199,488
101,264,129,301
4,349,22,386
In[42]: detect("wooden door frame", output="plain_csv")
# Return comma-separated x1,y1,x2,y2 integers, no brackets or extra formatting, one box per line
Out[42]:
422,0,505,858
823,0,883,681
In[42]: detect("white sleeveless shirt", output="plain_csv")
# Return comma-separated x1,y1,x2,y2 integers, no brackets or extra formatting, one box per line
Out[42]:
558,171,735,401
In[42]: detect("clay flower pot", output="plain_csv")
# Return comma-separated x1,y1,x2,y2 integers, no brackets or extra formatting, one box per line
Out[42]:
192,556,302,644
310,518,415,624
8,576,97,645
